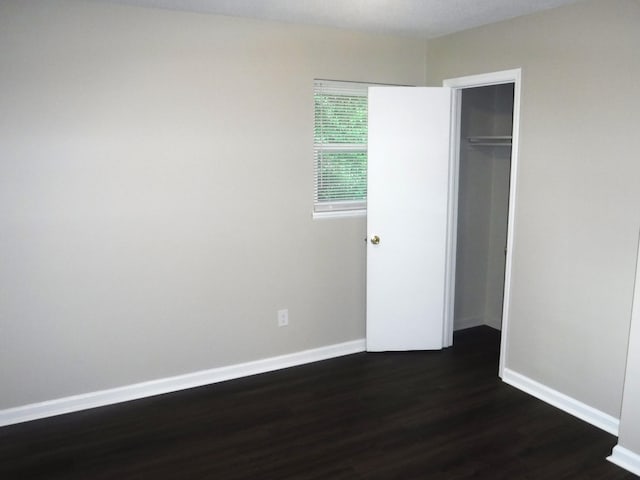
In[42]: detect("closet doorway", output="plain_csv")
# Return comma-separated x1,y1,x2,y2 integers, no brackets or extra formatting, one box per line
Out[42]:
443,70,521,377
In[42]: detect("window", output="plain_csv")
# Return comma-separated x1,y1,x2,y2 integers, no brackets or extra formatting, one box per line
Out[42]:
313,80,370,217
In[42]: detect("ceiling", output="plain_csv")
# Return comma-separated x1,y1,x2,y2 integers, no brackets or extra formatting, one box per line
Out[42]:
99,0,584,39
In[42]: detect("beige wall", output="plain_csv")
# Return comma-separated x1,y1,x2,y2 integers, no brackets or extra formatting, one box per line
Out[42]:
428,0,640,417
0,0,426,409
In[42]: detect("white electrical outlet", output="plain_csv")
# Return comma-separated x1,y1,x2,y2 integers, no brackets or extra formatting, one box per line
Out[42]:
277,308,289,327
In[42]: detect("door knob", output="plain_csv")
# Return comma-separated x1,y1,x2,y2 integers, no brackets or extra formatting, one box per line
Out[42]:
370,235,380,245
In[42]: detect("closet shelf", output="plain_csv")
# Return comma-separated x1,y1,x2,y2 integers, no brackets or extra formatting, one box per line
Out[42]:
467,135,512,147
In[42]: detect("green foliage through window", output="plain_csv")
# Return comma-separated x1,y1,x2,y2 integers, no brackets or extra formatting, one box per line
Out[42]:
313,80,369,214
314,95,367,145
315,151,367,201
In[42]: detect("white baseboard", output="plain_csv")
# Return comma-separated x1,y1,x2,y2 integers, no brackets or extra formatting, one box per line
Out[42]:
454,316,484,331
502,368,619,435
483,316,503,331
0,339,366,428
608,445,640,477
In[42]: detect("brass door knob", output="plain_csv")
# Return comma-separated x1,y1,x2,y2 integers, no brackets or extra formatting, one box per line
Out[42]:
370,235,380,245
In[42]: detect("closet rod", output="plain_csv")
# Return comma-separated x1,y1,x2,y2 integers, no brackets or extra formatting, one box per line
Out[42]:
467,135,512,147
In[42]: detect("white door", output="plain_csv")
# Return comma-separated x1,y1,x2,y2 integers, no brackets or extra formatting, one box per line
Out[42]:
366,87,452,351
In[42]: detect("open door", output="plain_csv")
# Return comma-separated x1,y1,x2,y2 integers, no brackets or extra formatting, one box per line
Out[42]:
366,87,452,351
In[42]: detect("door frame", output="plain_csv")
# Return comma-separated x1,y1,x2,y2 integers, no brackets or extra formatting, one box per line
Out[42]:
442,69,522,377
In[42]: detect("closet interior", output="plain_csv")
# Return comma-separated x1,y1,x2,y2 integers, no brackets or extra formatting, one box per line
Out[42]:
454,83,515,332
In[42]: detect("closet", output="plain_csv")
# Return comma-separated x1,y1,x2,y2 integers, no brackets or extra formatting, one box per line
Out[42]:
454,83,515,332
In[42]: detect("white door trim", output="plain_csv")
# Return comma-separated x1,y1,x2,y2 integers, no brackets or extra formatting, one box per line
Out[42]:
442,68,522,378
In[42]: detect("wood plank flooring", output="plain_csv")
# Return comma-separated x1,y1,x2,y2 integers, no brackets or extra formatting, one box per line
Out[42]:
0,327,634,479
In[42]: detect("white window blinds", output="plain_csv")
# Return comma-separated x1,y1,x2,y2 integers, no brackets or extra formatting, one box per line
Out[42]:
313,80,369,215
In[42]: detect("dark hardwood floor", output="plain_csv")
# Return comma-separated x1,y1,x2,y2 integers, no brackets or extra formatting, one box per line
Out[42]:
0,327,633,479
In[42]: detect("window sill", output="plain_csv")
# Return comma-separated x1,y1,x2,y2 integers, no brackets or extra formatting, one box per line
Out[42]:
312,209,366,220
